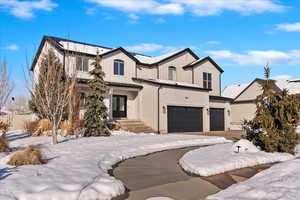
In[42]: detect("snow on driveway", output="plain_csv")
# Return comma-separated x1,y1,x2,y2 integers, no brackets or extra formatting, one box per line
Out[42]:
207,158,300,200
179,139,294,177
0,131,229,200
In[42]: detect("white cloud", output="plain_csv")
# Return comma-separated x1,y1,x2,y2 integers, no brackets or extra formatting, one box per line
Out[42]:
85,0,285,16
85,7,97,15
207,41,221,45
205,49,300,66
6,44,19,51
86,0,183,15
128,13,139,20
276,22,300,32
0,0,57,19
171,0,285,16
271,74,292,80
156,17,166,23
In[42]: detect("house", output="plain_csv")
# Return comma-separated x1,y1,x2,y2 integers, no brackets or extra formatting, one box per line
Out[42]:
223,78,300,128
31,36,232,133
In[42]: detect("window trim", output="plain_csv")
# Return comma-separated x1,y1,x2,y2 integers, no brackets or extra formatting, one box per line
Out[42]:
168,66,177,81
203,72,212,89
76,56,89,72
114,59,125,76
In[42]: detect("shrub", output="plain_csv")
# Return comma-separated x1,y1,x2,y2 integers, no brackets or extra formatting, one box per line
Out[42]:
23,120,39,135
0,121,10,152
245,66,300,154
7,146,45,166
0,133,9,152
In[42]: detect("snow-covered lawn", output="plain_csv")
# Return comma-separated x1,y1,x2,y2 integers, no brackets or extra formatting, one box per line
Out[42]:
0,130,229,200
207,158,300,200
179,139,294,177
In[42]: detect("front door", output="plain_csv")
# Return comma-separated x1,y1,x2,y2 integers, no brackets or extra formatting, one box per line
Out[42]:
113,95,127,118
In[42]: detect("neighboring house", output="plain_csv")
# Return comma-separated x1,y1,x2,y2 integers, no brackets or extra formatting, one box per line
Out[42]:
223,78,300,127
31,36,232,133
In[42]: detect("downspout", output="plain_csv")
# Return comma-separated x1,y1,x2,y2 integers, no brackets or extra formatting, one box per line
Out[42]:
157,64,159,79
192,67,194,84
157,85,162,134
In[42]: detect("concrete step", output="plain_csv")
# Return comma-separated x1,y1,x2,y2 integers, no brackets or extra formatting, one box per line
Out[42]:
117,120,155,133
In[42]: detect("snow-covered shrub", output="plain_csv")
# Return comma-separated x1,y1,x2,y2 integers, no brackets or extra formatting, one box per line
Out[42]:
7,146,45,166
23,120,39,135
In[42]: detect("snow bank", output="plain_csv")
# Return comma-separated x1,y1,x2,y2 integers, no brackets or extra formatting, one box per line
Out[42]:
179,139,294,177
0,131,229,200
207,158,300,200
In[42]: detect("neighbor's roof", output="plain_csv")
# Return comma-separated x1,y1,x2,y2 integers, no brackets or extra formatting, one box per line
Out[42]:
222,83,250,99
31,36,199,70
222,78,300,99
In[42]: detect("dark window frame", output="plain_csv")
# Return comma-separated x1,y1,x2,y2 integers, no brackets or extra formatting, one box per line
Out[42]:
203,72,212,89
114,59,124,75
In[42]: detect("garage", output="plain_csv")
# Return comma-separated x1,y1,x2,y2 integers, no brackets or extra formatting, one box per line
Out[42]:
210,108,225,131
167,106,203,133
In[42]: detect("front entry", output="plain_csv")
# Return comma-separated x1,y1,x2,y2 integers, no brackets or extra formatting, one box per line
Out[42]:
113,95,127,118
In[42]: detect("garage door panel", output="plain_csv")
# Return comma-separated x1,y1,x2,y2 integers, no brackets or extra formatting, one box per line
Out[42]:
210,108,225,131
167,106,203,133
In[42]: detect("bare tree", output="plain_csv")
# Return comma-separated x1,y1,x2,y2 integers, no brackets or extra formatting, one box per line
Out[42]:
31,49,76,144
0,60,13,111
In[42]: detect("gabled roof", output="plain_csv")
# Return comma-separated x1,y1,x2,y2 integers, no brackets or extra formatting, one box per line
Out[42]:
223,78,300,101
183,56,224,73
31,36,200,70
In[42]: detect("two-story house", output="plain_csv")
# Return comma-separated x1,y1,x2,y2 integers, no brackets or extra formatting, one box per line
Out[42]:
31,36,232,133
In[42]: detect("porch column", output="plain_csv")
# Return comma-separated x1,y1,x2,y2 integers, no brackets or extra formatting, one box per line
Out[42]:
108,88,113,120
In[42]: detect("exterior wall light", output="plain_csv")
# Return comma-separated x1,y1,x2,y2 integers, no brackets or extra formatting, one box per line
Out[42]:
162,106,166,114
227,109,231,116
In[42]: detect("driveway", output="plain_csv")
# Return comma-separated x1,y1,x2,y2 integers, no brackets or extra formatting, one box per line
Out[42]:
112,146,220,200
112,144,273,200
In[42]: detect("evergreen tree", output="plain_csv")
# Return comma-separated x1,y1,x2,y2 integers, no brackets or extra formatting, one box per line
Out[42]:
83,52,110,136
244,65,300,154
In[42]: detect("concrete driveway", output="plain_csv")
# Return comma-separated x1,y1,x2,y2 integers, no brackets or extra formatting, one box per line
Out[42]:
112,146,220,200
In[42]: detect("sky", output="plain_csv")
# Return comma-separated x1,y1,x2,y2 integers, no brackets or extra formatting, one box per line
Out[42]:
1,0,300,97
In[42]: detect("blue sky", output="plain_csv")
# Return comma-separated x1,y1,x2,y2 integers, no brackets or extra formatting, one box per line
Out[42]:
1,0,300,96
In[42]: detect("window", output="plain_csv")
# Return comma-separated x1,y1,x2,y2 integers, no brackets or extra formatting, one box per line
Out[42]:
76,57,89,72
203,72,212,89
114,59,124,75
80,92,86,107
168,66,177,81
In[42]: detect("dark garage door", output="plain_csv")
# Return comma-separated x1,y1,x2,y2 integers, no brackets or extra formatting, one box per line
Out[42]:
210,108,225,131
167,106,203,133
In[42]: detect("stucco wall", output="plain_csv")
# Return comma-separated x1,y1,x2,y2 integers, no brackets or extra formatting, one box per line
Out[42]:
136,65,157,80
158,52,195,83
193,60,221,96
209,100,231,131
159,86,210,133
231,102,256,123
235,81,262,101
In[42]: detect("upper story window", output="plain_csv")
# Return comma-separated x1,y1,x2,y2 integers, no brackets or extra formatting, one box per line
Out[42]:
114,59,124,75
203,72,212,89
76,57,89,72
168,66,177,81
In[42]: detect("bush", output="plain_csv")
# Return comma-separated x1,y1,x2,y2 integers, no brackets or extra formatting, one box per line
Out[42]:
23,120,39,135
0,121,10,152
7,146,45,166
0,133,9,152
